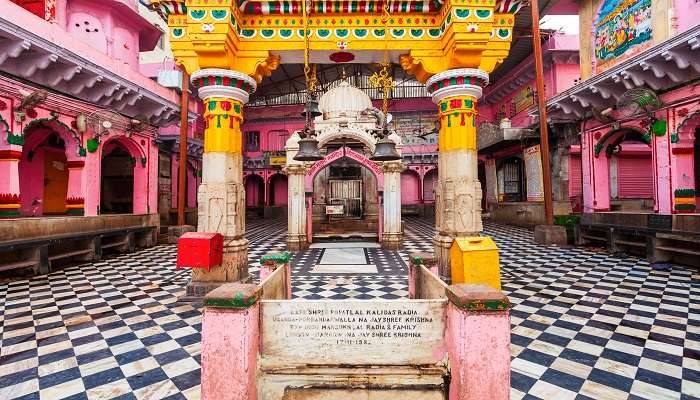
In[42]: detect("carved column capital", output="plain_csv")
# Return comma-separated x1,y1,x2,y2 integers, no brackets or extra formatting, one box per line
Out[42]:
283,164,307,176
381,161,406,174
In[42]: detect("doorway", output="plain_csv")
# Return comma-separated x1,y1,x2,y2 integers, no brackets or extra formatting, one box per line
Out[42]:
101,143,134,214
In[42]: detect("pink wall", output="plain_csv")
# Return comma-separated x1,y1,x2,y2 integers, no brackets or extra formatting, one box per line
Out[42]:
269,174,288,206
64,0,161,71
401,170,421,204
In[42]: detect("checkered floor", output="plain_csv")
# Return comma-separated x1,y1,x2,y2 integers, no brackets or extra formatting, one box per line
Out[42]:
0,216,698,399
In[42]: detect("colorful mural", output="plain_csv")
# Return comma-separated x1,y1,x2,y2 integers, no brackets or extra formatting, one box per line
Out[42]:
594,0,653,72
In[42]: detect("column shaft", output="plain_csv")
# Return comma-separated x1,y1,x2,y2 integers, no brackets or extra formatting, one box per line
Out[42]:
427,69,489,271
382,161,405,249
190,69,257,283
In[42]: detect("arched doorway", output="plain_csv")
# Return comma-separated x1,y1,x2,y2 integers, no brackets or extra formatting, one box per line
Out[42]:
423,169,438,203
245,174,264,215
101,141,134,214
269,173,288,206
19,131,68,216
311,156,380,239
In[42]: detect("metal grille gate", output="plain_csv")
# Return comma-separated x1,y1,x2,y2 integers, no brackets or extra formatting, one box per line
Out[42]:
328,179,363,218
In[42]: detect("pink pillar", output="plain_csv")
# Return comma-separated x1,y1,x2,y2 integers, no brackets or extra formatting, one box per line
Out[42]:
0,150,22,217
171,156,179,208
201,283,260,400
306,195,313,245
66,161,85,215
133,162,148,214
446,284,511,400
263,174,270,207
582,131,611,212
653,127,673,214
83,148,100,217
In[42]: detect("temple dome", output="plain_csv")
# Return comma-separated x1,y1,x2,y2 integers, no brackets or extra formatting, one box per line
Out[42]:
318,80,373,119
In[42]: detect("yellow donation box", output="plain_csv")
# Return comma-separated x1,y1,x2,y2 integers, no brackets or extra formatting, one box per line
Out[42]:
450,237,501,290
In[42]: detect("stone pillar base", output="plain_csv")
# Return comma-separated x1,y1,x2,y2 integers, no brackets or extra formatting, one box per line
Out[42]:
286,235,308,251
433,233,454,277
534,225,567,246
381,233,403,250
191,238,249,283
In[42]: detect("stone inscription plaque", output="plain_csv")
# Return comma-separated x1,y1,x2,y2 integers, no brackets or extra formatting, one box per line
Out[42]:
261,300,446,366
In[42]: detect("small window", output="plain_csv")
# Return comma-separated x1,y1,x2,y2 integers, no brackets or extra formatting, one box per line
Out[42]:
245,131,260,152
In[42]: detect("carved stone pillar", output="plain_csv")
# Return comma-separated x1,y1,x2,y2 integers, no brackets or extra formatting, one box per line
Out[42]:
381,161,405,250
191,69,257,284
426,69,488,273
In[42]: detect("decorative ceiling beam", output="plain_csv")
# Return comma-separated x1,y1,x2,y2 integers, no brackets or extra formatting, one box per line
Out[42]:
0,39,30,65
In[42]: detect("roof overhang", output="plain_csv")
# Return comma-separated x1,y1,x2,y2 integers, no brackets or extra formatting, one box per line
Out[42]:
538,24,700,122
157,135,204,158
477,124,536,151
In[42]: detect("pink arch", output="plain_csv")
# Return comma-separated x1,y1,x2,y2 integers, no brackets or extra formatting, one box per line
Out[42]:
22,120,82,161
304,146,384,192
100,135,148,214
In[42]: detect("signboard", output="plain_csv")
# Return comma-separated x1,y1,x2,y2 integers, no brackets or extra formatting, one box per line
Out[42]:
393,113,437,145
268,156,286,166
524,145,544,202
261,300,446,366
512,85,535,115
595,0,653,73
325,205,344,215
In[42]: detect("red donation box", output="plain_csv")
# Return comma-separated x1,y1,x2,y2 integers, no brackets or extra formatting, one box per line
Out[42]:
177,232,223,271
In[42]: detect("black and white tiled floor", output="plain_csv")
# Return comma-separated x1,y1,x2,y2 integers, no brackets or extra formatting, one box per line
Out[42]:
0,216,698,399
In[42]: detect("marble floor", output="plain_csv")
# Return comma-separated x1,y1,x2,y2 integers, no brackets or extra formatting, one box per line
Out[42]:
0,216,698,400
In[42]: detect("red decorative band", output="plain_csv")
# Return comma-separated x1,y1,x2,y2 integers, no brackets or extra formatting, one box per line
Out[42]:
68,161,85,169
0,150,22,160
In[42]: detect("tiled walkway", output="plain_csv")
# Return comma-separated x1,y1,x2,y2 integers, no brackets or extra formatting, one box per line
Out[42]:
0,216,698,399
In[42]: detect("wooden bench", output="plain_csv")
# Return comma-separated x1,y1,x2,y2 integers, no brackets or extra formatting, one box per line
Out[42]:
0,226,158,275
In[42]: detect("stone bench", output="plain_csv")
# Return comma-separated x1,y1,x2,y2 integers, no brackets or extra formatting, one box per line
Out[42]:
0,226,157,275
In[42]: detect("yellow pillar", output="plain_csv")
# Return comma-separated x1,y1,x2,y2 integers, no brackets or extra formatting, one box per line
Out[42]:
187,69,257,292
427,68,500,288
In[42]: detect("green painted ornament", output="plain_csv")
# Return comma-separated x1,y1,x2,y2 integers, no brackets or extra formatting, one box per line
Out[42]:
86,138,100,153
651,119,667,136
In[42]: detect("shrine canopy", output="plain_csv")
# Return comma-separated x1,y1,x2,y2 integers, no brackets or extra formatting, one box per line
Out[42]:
147,0,527,84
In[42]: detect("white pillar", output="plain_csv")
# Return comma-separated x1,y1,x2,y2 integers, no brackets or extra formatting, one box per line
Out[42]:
284,133,308,250
381,161,404,249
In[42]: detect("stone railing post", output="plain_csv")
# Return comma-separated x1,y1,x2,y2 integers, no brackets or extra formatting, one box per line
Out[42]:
201,283,260,400
259,251,292,299
408,252,438,299
445,284,511,400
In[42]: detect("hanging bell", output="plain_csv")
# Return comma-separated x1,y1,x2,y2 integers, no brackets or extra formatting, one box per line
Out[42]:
371,137,401,161
301,97,322,118
294,136,323,161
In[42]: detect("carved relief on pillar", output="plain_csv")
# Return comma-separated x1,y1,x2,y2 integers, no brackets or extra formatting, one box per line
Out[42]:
197,182,245,239
380,161,406,175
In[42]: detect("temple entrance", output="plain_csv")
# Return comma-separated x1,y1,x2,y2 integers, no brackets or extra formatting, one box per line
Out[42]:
312,157,379,241
100,141,134,214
